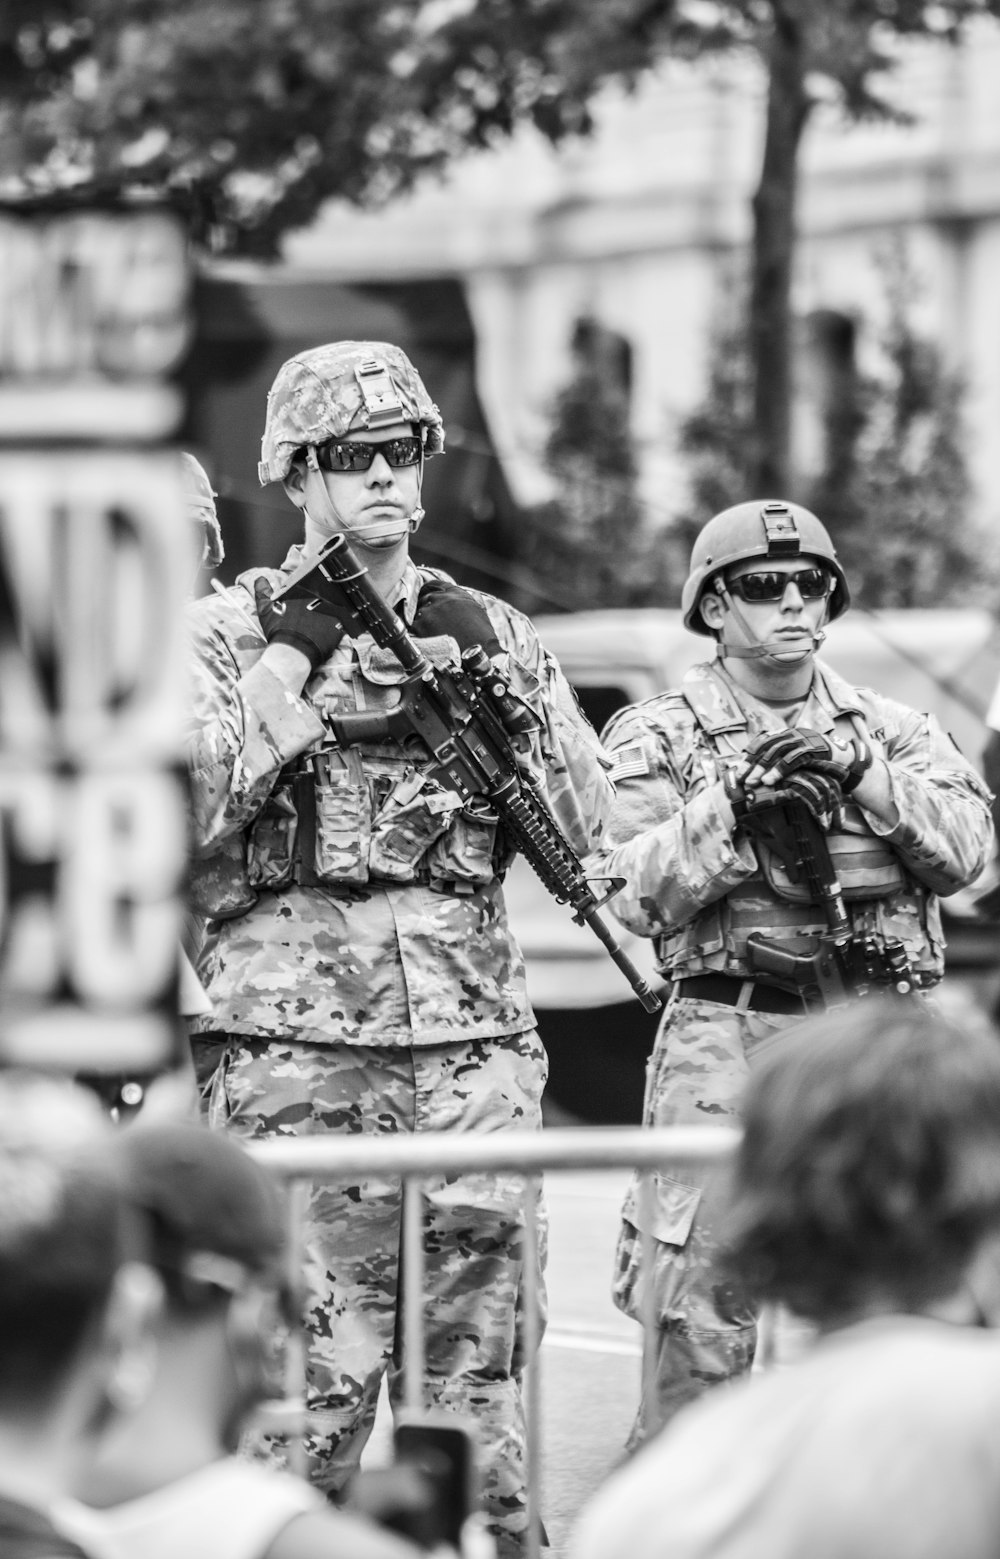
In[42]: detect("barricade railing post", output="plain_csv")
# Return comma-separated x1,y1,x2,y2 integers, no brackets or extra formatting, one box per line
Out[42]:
402,1174,426,1414
285,1178,310,1478
521,1175,543,1559
637,1173,660,1442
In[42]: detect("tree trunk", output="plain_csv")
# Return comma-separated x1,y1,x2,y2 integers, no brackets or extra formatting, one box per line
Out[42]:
749,2,811,495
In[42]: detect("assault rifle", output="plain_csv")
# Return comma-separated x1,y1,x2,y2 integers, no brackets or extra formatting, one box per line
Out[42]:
275,533,661,1014
740,786,918,1009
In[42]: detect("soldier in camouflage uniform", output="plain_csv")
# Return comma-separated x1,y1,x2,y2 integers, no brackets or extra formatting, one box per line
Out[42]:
183,341,614,1555
594,499,994,1447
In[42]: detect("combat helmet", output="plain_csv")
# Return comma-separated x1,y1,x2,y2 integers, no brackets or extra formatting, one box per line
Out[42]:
258,341,445,486
181,451,224,569
681,499,850,636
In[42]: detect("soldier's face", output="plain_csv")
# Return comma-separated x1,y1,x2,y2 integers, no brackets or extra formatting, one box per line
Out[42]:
312,421,422,549
708,555,830,659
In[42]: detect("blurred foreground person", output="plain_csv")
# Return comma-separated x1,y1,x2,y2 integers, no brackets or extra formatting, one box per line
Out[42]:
62,1122,418,1559
0,1073,156,1559
570,997,1000,1559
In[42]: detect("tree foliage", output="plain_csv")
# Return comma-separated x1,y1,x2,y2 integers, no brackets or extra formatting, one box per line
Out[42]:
675,250,1000,610
6,0,997,536
5,1,992,268
513,316,672,612
828,249,1000,608
0,0,684,256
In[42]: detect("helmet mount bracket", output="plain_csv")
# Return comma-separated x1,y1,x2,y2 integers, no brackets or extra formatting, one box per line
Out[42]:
760,501,801,557
355,359,405,429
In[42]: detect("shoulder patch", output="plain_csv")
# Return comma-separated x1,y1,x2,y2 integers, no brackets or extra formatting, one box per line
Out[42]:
609,743,650,781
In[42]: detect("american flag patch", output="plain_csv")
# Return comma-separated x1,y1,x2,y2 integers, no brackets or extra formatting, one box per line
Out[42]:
610,743,649,780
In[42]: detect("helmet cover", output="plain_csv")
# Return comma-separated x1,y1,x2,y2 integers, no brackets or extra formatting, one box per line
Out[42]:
258,340,445,486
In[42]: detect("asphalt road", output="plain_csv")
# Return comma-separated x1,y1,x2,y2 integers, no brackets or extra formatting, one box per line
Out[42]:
535,1168,641,1556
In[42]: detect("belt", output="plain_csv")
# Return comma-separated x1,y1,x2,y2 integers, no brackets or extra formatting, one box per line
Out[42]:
673,973,815,1016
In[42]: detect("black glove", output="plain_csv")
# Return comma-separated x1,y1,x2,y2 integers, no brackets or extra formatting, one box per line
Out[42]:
728,767,843,830
253,577,346,671
744,728,873,792
774,770,844,827
411,579,502,658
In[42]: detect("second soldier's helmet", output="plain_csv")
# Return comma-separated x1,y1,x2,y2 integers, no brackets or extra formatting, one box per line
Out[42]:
681,499,850,636
181,452,224,570
258,341,445,486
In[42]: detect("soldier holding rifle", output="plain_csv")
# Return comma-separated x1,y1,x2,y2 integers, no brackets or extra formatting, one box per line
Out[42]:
183,341,617,1556
594,499,994,1445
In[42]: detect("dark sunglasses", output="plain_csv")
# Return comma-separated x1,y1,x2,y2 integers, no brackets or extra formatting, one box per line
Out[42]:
725,567,831,603
315,436,422,473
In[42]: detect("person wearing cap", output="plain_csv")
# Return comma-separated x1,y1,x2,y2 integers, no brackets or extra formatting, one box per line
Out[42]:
181,341,614,1553
0,1072,158,1559
60,1121,419,1559
591,498,993,1445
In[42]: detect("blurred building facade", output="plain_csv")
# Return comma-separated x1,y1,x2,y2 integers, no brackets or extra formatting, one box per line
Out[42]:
281,19,1000,536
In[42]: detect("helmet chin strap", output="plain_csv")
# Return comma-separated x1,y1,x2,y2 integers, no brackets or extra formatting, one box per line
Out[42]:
713,581,827,666
302,457,424,546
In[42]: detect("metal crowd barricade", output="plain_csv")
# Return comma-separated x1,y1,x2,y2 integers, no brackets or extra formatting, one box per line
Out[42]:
252,1124,739,1559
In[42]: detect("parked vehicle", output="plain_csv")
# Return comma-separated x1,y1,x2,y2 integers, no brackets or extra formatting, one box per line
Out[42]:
505,608,1000,1124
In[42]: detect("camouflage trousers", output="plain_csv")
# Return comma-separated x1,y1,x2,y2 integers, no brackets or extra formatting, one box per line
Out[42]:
207,1031,548,1559
614,994,803,1449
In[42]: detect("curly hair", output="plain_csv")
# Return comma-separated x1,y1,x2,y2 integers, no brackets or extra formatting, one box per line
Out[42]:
720,995,1000,1324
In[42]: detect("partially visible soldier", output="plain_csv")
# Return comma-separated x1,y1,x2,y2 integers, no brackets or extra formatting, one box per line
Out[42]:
181,450,225,582
178,452,223,1046
593,498,994,1446
76,451,222,1121
182,341,614,1554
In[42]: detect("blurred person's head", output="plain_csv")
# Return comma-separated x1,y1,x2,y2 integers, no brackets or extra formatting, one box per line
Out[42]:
107,1121,290,1454
0,1072,158,1475
721,996,1000,1328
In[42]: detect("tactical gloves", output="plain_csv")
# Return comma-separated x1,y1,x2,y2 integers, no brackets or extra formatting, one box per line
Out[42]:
743,728,874,793
254,576,346,671
411,580,502,658
725,766,844,829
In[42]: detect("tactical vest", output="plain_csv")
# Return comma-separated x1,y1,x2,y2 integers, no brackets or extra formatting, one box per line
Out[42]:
188,634,522,919
683,666,908,903
649,663,937,977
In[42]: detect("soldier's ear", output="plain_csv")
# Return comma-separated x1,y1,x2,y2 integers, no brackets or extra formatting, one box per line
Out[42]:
282,454,308,511
700,590,726,631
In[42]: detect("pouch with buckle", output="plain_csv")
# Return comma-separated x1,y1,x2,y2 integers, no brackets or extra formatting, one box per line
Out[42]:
369,770,462,881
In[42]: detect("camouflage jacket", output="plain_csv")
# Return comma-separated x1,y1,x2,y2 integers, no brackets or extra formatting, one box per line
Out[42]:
595,658,993,984
184,546,613,1046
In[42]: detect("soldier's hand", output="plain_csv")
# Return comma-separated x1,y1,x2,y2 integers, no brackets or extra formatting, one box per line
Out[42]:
776,770,844,828
253,577,347,671
412,579,502,657
744,728,873,792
